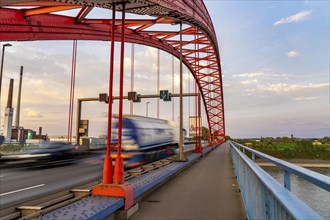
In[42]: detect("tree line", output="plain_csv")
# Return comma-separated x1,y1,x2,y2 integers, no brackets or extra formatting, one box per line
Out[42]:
226,136,330,159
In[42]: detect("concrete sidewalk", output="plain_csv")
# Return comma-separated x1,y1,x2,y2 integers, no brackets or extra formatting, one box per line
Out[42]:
131,143,246,220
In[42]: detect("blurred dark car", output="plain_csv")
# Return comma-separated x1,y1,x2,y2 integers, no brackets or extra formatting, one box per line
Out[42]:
0,142,76,167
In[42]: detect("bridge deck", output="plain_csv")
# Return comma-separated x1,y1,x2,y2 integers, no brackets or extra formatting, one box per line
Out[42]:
131,143,245,220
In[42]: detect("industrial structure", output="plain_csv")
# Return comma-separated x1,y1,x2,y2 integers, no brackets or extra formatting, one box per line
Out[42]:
3,78,14,143
0,67,46,144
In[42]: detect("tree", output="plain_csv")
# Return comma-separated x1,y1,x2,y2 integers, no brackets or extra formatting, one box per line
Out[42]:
201,127,209,141
225,136,232,141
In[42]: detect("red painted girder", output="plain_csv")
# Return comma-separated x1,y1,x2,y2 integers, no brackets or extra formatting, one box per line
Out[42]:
135,17,168,32
0,0,225,138
172,41,210,49
148,0,225,139
77,7,93,23
161,27,200,41
24,5,82,16
10,1,77,6
82,19,150,25
0,8,189,66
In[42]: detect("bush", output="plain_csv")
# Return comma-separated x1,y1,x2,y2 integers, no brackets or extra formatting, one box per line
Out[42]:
0,144,25,153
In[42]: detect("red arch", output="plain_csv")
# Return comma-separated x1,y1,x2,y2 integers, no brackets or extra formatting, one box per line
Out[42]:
0,0,225,140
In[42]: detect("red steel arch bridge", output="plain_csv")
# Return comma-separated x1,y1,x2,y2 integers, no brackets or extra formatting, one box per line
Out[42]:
0,0,225,140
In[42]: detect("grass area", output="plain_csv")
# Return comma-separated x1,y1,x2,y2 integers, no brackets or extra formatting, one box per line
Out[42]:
233,137,330,160
274,143,296,150
275,143,330,151
260,149,330,160
0,145,25,153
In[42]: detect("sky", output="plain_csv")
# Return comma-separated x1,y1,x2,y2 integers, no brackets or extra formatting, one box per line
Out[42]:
0,0,329,138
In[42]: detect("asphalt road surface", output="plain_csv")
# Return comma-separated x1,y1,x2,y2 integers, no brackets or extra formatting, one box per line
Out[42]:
0,143,202,210
0,154,105,209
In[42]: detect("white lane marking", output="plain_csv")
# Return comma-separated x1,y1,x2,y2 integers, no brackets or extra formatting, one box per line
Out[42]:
0,184,45,196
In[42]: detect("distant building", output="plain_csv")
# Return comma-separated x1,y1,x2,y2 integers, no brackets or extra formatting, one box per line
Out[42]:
245,143,253,147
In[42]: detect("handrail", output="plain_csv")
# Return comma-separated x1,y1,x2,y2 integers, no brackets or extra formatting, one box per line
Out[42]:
228,141,326,220
229,141,330,192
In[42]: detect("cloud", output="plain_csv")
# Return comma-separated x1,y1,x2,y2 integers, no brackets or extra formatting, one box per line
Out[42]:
258,83,329,94
287,50,300,57
239,79,258,85
232,72,264,78
270,73,290,78
294,97,319,101
232,69,293,82
24,108,44,118
273,10,312,26
23,79,68,104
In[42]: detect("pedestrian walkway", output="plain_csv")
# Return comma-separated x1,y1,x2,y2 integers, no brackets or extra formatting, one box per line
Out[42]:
131,143,246,220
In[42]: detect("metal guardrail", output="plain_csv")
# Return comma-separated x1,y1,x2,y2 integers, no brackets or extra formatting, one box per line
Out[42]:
228,140,329,220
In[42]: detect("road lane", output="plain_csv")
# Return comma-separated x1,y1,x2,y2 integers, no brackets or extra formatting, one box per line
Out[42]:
0,144,203,210
0,158,103,209
0,184,45,196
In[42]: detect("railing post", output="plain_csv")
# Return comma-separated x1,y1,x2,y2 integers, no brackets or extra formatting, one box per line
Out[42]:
252,153,255,162
284,170,291,191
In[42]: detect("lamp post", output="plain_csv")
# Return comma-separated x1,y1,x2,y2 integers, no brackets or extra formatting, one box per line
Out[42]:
0,43,12,98
146,102,150,117
172,21,186,161
178,22,186,161
0,43,12,132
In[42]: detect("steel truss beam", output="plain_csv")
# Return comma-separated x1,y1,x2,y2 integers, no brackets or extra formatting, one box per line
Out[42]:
0,0,225,140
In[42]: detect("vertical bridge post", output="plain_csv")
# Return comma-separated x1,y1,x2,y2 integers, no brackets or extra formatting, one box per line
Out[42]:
92,3,134,212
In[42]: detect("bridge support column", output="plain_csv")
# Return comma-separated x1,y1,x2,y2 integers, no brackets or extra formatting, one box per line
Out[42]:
113,1,126,185
102,2,117,185
194,142,203,153
93,5,134,209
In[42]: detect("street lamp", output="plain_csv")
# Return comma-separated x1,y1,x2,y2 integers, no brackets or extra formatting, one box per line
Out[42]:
0,43,12,97
171,21,186,161
0,43,12,132
146,102,150,117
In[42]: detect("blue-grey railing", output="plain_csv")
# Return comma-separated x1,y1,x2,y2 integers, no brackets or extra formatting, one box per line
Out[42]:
228,140,330,220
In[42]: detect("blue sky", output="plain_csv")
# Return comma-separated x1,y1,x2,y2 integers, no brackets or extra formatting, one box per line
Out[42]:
0,1,329,138
206,0,329,138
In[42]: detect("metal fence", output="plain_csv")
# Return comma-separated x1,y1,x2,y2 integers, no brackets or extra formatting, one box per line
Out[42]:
228,141,330,220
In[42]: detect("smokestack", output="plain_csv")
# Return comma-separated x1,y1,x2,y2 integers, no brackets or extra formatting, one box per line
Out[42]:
7,78,13,108
4,79,14,143
14,66,23,127
39,126,42,136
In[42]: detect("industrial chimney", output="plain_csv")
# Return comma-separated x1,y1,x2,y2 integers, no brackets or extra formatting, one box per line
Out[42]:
14,66,23,128
3,79,14,143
